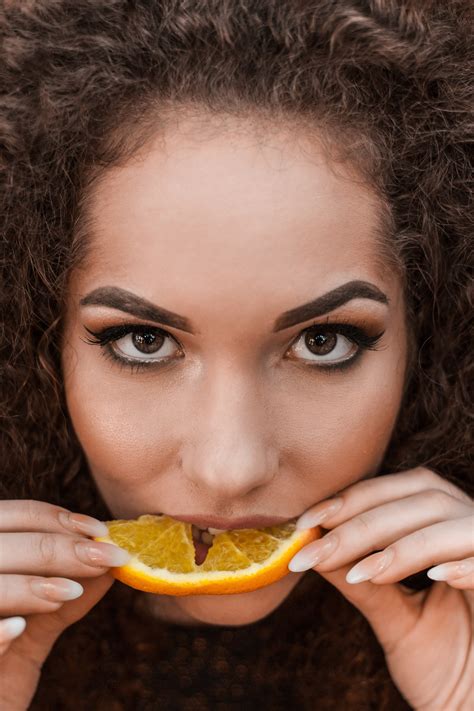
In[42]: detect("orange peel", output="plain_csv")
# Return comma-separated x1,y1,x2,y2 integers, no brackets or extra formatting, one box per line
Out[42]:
95,513,321,596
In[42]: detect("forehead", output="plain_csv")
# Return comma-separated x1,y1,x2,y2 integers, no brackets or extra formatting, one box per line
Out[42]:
77,119,393,311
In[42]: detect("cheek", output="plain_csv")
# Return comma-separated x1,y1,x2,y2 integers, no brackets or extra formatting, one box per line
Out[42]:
280,359,406,496
62,348,181,494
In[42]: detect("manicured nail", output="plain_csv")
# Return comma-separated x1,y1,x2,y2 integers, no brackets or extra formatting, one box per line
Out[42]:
427,560,474,581
0,617,26,641
59,511,108,537
75,541,131,567
346,549,395,584
31,578,84,602
288,534,339,572
296,498,343,530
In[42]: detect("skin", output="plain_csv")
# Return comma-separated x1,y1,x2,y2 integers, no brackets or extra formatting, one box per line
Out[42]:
1,115,472,710
61,115,407,626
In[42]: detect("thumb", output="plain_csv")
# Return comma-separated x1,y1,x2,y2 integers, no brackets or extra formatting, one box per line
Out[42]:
316,564,421,653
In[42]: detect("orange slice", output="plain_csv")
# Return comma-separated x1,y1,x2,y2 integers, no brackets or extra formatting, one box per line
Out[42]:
95,513,321,596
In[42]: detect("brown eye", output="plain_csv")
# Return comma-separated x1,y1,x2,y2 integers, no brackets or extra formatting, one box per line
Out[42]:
305,331,337,355
288,328,357,365
131,331,164,354
112,329,181,362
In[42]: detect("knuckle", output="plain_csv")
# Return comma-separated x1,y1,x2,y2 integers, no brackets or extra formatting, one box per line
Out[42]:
411,469,471,505
37,534,57,566
423,488,457,516
23,499,42,528
442,480,473,505
351,512,374,539
24,499,68,525
414,466,440,488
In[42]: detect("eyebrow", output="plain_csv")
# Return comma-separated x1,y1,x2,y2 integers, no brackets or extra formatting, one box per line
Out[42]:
79,280,389,335
273,280,389,331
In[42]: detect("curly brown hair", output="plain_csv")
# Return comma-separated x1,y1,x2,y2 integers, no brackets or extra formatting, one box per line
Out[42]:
0,0,472,706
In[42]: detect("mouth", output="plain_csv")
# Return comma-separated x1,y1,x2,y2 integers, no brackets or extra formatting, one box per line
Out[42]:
189,525,229,566
189,525,219,565
164,513,294,530
152,513,298,566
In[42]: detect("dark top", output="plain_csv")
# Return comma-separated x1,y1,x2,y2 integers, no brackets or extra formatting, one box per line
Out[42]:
30,571,412,710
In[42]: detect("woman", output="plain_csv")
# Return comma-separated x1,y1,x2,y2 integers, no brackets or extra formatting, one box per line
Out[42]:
1,1,472,708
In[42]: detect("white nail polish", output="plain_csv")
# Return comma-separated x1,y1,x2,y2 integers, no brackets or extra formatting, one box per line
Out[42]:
346,567,373,584
296,498,343,530
346,549,394,584
427,560,474,581
288,535,339,572
58,511,109,537
0,617,26,641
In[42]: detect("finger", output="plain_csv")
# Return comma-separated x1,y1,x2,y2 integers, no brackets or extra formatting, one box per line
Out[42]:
0,499,108,538
296,467,472,530
0,575,84,615
427,557,474,589
0,532,131,577
0,617,26,656
13,574,114,665
314,564,422,654
0,576,113,711
344,516,474,585
445,575,474,590
290,491,471,574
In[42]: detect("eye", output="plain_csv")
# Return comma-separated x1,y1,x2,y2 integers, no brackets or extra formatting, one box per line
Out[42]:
286,323,384,368
112,329,178,361
83,324,183,364
289,329,355,364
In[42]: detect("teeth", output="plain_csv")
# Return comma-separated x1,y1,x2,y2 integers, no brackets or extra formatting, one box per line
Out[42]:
201,531,214,545
207,527,227,535
191,525,217,546
191,524,201,539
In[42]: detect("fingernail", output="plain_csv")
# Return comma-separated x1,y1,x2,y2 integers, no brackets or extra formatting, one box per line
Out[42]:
427,560,474,581
346,549,395,584
31,578,84,602
296,498,343,530
75,541,131,567
288,534,339,572
59,511,109,537
0,617,26,641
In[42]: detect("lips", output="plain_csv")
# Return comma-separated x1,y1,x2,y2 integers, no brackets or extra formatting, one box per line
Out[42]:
166,513,295,530
155,512,298,566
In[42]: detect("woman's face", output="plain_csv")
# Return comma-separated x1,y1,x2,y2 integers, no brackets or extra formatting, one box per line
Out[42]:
62,116,408,627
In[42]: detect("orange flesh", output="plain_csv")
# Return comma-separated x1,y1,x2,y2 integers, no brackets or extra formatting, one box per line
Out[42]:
96,514,321,595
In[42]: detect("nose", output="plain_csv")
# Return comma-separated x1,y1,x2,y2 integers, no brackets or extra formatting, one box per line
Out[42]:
180,365,278,498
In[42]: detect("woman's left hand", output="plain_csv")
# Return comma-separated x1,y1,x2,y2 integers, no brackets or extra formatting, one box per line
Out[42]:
288,467,474,710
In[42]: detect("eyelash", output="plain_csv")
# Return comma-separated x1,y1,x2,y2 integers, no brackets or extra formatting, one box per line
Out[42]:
83,325,179,374
83,320,385,375
296,321,385,373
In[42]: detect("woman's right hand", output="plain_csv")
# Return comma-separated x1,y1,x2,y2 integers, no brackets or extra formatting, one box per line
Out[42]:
0,499,131,711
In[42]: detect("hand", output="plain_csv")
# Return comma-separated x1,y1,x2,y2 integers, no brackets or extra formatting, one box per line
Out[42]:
288,467,474,710
0,500,131,711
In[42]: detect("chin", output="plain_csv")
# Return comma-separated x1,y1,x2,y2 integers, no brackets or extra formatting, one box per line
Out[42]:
177,570,307,627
